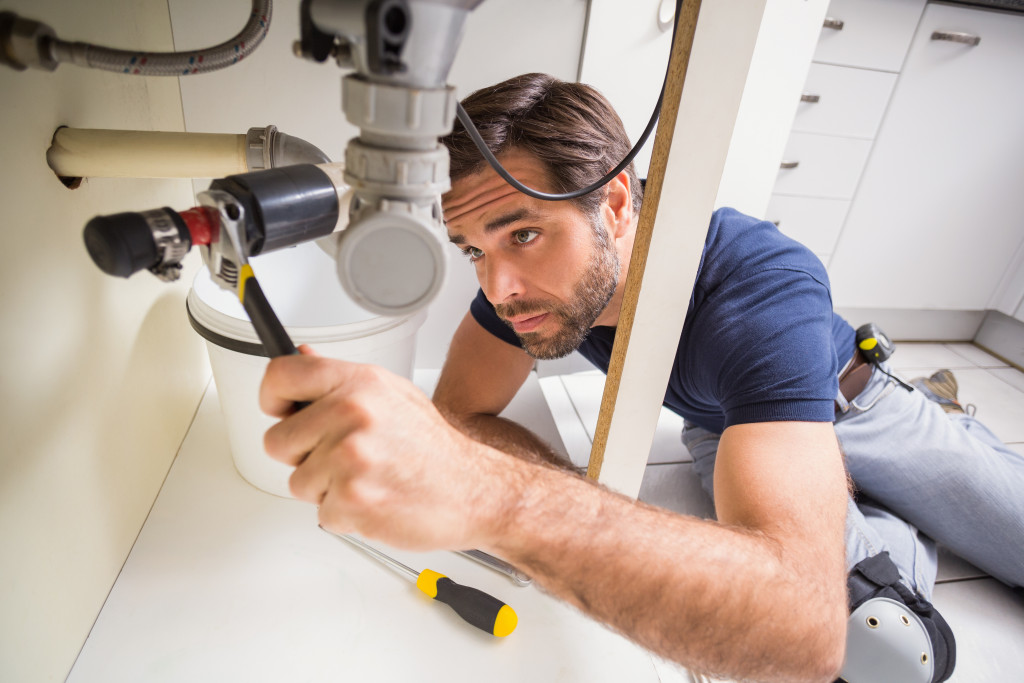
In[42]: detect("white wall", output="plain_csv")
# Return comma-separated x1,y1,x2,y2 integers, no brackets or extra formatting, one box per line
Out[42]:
0,2,211,681
0,1,587,679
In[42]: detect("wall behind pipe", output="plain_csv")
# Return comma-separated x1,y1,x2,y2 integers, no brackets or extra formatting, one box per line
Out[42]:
0,0,586,680
0,2,208,681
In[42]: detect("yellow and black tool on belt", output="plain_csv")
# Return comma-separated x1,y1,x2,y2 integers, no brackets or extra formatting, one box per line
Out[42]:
330,531,518,637
855,322,895,363
855,323,915,392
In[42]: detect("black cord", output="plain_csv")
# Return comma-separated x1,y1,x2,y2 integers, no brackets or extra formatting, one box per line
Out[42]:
455,0,683,202
873,362,915,392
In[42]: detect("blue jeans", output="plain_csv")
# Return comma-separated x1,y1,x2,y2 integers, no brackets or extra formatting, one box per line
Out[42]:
683,361,1024,601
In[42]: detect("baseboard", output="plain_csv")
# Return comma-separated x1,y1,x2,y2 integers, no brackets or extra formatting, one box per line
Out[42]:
535,309,1019,371
835,308,985,342
974,310,1024,371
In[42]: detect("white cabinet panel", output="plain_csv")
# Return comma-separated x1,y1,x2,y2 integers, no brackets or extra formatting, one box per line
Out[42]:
766,194,850,256
828,4,1024,311
773,132,872,199
814,0,927,72
793,63,897,139
582,0,828,217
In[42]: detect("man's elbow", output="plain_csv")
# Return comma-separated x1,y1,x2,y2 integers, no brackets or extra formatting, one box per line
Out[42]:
803,604,848,682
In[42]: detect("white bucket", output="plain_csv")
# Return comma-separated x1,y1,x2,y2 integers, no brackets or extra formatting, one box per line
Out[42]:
187,243,426,498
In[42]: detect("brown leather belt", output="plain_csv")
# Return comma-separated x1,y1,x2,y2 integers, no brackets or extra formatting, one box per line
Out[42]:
837,348,872,410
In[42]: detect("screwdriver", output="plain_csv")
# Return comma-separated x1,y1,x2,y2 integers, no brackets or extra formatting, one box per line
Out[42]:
329,531,518,638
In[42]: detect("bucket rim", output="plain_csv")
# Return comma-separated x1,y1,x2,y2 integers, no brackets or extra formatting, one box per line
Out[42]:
186,288,424,357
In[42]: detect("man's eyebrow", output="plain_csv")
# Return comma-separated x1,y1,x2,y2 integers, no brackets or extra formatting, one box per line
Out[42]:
447,207,540,246
484,208,537,232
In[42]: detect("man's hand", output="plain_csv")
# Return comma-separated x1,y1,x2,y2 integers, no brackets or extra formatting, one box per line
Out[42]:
259,349,522,552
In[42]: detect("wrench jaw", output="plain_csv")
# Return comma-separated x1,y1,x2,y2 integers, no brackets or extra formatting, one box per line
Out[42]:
197,189,250,294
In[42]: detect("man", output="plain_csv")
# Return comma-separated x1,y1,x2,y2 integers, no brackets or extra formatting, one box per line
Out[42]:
261,74,1023,682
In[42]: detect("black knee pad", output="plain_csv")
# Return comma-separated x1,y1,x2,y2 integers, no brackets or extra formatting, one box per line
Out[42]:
840,551,956,683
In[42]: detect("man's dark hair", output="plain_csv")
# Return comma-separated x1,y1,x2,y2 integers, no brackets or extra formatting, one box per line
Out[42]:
441,73,643,221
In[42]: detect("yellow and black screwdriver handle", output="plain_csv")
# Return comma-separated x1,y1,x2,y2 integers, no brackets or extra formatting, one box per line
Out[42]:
416,569,518,637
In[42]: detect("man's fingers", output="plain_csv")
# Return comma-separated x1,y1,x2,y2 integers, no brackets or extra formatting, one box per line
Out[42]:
259,353,356,418
296,343,319,357
264,399,324,467
287,439,334,503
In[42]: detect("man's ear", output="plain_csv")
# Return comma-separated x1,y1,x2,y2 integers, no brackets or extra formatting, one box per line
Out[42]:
602,171,633,239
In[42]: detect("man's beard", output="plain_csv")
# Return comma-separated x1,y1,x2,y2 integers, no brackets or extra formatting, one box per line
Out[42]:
494,234,619,360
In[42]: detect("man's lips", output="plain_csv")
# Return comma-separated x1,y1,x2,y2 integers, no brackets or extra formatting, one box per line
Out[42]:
505,312,549,334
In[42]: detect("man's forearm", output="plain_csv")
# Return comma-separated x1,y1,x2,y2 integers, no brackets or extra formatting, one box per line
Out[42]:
442,410,575,470
485,463,846,683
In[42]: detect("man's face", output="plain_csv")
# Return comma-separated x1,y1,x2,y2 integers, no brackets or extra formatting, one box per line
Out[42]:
443,150,621,360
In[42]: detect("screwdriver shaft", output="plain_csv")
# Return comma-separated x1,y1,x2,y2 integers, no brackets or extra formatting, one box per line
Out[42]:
335,533,418,582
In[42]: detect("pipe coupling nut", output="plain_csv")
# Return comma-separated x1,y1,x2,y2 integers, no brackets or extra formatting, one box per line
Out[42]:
0,12,58,71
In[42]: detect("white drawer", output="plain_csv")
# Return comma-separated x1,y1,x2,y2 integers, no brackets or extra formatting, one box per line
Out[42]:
793,63,897,139
773,132,872,200
765,194,850,256
815,0,927,72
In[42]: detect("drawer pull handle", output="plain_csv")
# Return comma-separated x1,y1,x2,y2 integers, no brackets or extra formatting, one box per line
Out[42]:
780,160,800,170
771,220,781,227
930,30,980,46
823,17,844,31
800,93,821,104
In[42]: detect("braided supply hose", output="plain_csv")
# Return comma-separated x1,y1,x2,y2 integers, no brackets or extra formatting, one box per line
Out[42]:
47,0,271,76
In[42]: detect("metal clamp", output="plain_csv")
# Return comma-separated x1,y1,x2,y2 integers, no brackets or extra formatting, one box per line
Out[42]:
140,209,189,282
931,30,980,46
823,17,844,31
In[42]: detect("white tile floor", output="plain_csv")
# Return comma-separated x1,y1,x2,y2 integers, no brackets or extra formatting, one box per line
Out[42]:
538,343,1024,682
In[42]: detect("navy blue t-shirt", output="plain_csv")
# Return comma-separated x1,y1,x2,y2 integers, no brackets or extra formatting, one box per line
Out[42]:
470,207,856,434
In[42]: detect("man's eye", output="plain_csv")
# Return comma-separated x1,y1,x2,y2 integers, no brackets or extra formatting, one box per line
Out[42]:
514,230,538,245
463,246,484,261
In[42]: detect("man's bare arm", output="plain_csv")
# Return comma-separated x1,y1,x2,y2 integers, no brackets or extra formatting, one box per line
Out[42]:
492,420,849,681
433,312,570,467
262,357,848,682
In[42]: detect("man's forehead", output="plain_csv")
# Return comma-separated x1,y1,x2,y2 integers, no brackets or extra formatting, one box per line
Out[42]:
443,179,522,225
443,150,556,220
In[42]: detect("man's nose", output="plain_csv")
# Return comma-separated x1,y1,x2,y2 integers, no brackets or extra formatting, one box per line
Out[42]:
481,256,524,303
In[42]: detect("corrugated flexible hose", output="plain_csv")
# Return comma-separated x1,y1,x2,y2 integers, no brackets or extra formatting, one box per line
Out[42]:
47,0,271,76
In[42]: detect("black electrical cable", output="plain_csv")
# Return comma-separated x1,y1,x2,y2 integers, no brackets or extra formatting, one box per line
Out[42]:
875,363,916,392
455,0,683,202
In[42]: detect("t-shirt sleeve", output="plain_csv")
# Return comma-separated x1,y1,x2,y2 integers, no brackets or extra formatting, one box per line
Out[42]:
469,289,523,349
693,265,840,430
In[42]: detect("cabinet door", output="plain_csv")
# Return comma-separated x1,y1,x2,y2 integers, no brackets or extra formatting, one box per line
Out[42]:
827,4,1024,311
814,0,926,72
774,132,872,200
792,63,897,140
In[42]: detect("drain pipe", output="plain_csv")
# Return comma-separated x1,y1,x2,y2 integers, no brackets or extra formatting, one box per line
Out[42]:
46,125,332,181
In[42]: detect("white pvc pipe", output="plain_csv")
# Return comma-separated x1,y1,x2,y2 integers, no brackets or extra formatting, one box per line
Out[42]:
46,128,249,179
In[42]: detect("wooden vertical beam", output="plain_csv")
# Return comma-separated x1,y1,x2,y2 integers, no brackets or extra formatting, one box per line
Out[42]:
587,0,769,495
